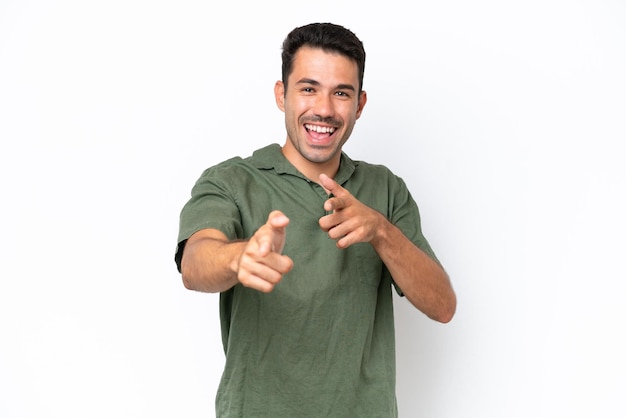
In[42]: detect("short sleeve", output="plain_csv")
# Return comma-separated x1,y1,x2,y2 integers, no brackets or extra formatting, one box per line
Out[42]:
386,175,442,296
174,163,245,271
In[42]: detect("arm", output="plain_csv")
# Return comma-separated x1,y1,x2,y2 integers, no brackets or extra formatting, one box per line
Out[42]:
318,174,456,323
180,210,294,293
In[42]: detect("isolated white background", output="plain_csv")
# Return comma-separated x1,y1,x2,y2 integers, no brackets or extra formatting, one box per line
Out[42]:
1,1,625,417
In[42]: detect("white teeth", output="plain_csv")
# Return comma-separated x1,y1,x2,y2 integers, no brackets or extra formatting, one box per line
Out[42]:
305,124,336,134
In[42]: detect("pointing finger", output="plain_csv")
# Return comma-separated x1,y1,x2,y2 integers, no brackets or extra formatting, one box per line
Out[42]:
320,174,352,212
257,210,290,256
256,232,272,257
267,210,290,230
319,173,343,195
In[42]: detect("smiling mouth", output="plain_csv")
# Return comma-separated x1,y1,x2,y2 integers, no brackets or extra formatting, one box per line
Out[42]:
304,123,337,135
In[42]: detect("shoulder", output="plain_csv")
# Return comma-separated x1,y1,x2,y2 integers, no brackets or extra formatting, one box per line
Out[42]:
191,157,245,191
198,156,247,178
351,158,406,189
197,144,281,179
353,159,393,175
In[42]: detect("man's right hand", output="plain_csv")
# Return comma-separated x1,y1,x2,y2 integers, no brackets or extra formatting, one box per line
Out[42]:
237,210,294,292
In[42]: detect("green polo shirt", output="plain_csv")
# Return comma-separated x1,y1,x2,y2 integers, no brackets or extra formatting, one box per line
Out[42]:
176,144,439,418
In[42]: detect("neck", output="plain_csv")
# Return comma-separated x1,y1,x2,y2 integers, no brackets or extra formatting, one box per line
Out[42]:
281,143,340,183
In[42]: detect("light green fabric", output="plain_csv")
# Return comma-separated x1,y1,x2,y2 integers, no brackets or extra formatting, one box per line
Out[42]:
176,144,439,417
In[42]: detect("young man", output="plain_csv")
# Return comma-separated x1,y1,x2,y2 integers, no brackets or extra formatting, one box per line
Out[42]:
175,22,456,417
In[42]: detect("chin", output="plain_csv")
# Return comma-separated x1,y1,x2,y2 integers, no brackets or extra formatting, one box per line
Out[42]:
304,152,336,164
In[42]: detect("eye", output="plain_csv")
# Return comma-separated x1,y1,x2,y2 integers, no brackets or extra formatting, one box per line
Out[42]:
335,91,350,98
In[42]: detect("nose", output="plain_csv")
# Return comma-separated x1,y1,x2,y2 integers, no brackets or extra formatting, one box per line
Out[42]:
313,94,334,118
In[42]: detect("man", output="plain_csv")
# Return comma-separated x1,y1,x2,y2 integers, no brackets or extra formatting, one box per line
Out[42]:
175,22,456,417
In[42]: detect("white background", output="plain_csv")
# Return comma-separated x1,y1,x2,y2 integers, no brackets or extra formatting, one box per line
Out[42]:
1,1,625,417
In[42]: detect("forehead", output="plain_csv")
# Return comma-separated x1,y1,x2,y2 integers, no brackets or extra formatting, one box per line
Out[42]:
289,46,359,86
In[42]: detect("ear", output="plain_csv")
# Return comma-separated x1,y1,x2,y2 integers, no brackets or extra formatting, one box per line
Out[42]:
274,81,285,112
356,90,367,119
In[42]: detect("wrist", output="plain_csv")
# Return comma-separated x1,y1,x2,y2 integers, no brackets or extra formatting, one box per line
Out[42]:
370,214,392,248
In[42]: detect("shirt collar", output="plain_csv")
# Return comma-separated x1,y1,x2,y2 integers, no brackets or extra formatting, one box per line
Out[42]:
250,143,356,185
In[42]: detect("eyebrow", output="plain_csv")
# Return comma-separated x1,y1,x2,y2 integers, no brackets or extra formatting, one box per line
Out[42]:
296,78,356,92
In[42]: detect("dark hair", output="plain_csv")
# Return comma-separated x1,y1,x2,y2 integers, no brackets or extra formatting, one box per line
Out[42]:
281,23,366,93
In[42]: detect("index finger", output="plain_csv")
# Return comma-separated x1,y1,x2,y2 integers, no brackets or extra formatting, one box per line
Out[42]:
256,230,273,257
257,211,290,255
267,210,290,230
320,174,351,212
319,173,347,196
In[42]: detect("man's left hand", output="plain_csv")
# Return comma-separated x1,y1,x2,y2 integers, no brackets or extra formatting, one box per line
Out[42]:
318,173,385,249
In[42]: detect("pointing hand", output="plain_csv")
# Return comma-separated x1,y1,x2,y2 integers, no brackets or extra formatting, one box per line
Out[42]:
237,210,294,292
318,174,384,249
